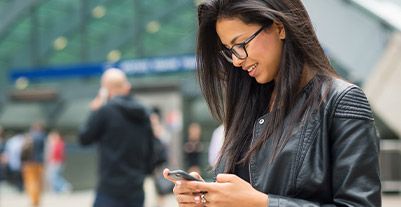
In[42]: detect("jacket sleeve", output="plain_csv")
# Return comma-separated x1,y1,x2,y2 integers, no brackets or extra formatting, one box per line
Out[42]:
268,87,381,207
78,107,107,146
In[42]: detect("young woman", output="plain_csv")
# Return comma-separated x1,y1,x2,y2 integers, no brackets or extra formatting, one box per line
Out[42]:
164,0,381,206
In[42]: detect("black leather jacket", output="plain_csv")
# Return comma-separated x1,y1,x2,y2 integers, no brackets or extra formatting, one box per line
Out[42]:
215,78,381,206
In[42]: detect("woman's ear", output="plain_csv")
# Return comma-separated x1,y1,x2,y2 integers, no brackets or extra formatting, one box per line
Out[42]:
274,22,286,40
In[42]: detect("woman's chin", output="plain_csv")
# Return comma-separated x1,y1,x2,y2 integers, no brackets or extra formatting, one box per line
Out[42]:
255,77,272,84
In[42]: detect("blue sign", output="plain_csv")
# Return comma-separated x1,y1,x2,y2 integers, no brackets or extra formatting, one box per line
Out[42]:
10,55,196,82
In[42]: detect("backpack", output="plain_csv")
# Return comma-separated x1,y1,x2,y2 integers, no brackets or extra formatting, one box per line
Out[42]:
20,136,34,162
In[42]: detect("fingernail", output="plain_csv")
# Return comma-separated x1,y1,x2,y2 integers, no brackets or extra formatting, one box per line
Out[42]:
176,181,181,185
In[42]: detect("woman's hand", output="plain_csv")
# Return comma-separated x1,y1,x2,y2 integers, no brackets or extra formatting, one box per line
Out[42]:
192,173,268,207
163,168,206,206
163,169,268,207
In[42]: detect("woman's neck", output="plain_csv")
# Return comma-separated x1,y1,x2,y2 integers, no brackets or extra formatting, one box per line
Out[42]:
268,64,316,112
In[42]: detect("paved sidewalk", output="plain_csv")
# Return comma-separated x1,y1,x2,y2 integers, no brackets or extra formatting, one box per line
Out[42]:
0,178,178,207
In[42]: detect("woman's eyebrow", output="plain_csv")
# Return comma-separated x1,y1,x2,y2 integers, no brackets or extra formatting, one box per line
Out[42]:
230,35,242,45
230,33,244,45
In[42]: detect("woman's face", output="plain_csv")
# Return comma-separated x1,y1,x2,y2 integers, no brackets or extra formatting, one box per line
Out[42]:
216,17,285,84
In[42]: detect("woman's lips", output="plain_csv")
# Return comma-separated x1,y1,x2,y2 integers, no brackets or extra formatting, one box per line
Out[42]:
246,63,258,77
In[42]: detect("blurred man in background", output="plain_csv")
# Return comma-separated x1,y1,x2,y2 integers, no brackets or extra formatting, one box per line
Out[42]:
21,121,47,207
183,122,204,174
4,132,25,192
79,68,155,207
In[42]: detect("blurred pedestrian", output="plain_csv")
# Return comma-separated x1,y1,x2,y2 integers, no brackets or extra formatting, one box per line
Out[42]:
0,126,6,182
21,121,47,207
149,107,173,207
46,130,72,193
164,0,381,206
79,68,155,207
183,122,204,174
208,124,224,167
4,132,25,192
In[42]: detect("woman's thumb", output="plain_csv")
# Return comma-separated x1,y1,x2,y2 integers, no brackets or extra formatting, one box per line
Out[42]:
189,171,204,182
216,173,237,183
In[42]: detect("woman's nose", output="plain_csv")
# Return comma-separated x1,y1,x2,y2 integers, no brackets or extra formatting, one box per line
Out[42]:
232,55,244,67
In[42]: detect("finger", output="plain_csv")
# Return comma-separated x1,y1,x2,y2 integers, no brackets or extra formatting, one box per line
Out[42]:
163,168,178,184
189,171,205,182
216,173,238,183
173,183,199,195
178,203,203,207
176,193,203,205
184,180,219,193
163,168,170,177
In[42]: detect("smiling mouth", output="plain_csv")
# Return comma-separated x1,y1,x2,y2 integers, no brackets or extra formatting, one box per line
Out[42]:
247,63,258,72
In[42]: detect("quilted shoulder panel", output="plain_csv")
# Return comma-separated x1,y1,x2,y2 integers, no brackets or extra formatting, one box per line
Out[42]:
334,87,374,121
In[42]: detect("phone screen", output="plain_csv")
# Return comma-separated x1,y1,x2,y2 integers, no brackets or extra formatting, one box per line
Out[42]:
168,170,201,181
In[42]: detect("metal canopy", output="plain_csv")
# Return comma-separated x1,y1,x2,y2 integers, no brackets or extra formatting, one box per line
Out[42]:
0,0,196,74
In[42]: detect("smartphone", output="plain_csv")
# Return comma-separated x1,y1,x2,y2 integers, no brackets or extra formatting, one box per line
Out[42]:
168,169,201,181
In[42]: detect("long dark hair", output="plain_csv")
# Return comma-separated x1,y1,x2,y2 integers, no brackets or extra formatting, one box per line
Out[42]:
197,0,337,173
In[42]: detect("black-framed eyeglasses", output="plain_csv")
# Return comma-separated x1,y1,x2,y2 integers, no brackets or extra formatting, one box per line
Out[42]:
220,26,265,63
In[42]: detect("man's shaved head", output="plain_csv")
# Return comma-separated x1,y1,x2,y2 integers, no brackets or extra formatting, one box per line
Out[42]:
101,68,131,96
